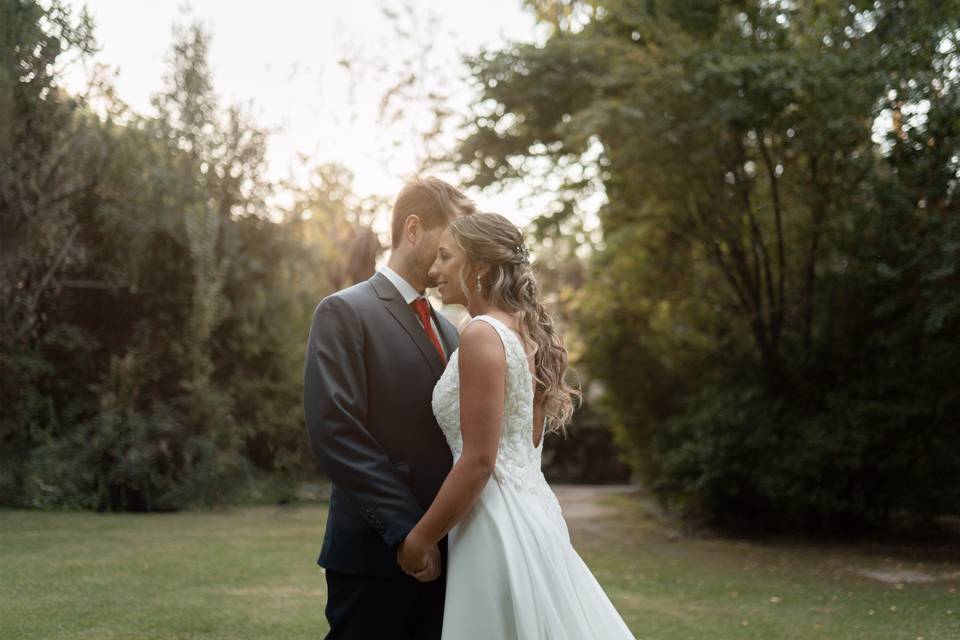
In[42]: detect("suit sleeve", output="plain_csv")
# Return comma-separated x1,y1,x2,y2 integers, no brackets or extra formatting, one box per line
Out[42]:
303,293,423,548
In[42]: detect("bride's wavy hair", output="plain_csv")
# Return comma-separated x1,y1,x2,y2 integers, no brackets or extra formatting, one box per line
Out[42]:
448,212,581,435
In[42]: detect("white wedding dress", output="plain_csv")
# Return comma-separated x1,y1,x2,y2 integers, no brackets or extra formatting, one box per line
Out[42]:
431,314,636,639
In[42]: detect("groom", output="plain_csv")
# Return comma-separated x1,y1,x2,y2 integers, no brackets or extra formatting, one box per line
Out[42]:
303,177,476,639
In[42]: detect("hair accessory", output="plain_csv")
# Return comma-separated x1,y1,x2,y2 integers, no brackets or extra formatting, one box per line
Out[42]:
514,243,530,265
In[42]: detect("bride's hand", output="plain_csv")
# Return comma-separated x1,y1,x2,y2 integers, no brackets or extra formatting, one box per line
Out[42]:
397,532,441,582
411,545,440,582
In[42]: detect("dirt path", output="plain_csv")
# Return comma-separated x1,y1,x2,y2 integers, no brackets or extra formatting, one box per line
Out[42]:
551,484,960,587
552,484,640,533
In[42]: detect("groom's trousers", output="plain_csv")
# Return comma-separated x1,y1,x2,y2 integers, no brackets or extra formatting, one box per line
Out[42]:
323,568,446,640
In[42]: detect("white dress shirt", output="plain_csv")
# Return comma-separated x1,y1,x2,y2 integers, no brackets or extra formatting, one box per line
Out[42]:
379,266,447,358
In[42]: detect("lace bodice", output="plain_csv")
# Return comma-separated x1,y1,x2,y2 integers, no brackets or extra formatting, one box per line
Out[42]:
432,315,558,507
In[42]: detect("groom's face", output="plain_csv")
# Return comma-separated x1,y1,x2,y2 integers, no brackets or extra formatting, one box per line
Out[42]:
412,222,447,288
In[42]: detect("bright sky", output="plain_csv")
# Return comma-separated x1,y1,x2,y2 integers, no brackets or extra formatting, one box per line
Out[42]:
63,0,565,231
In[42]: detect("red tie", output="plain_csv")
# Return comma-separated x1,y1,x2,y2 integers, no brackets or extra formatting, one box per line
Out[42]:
410,298,446,365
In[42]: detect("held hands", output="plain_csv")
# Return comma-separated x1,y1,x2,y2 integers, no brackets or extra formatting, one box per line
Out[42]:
397,531,441,582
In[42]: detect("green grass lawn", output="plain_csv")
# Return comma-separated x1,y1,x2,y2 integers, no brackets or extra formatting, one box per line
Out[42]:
1,491,957,639
577,493,958,639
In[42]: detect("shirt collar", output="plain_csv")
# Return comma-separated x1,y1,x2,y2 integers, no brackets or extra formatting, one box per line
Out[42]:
379,265,422,304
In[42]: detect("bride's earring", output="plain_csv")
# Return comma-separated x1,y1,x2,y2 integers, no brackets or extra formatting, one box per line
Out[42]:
476,273,482,294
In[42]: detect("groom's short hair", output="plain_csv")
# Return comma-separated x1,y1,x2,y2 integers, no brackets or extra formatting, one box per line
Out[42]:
391,177,477,249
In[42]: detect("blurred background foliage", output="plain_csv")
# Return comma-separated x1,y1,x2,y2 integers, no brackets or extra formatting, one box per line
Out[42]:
2,0,958,534
1,1,383,510
455,0,959,531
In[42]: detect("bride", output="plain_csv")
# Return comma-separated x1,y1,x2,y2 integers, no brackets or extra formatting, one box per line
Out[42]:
396,212,636,639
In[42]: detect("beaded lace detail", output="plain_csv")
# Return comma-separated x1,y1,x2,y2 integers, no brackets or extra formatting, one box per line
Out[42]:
432,315,560,513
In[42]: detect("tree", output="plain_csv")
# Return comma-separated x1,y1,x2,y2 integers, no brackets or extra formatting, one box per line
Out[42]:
0,0,107,504
0,0,104,343
0,6,381,509
456,0,960,528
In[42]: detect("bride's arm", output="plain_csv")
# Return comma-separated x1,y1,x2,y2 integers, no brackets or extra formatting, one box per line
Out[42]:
398,320,506,575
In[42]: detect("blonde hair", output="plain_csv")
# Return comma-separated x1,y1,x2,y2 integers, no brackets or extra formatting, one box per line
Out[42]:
448,213,580,435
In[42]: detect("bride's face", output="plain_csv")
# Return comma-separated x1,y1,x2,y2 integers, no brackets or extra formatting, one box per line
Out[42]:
429,228,471,306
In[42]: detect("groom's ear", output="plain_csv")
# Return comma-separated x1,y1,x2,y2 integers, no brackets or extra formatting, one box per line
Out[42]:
404,214,423,246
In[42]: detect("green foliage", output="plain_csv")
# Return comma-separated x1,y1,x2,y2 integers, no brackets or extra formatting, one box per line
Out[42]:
0,4,374,510
461,0,960,528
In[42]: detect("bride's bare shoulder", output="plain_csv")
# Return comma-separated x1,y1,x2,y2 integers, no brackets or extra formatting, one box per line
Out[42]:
458,318,506,371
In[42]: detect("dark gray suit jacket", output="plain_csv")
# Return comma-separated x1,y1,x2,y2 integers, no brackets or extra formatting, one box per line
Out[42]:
303,271,458,576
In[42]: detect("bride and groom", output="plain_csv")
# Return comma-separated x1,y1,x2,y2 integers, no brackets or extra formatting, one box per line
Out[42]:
303,177,634,639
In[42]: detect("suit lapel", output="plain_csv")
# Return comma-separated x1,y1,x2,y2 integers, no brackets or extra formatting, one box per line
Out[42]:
370,272,445,378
